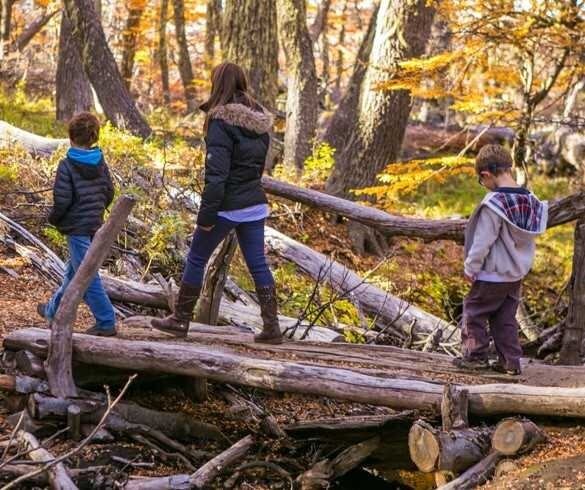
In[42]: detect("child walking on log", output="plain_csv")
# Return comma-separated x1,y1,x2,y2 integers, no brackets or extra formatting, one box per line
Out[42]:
454,144,548,375
37,112,117,337
151,62,283,344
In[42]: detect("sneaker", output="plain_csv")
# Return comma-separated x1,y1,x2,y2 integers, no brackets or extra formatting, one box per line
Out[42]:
85,325,117,337
489,361,521,376
36,303,48,320
452,357,490,370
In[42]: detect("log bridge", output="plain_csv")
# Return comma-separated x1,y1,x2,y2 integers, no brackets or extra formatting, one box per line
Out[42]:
5,323,585,419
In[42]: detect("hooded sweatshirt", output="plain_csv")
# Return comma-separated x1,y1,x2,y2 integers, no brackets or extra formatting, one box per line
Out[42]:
464,187,548,282
48,147,115,236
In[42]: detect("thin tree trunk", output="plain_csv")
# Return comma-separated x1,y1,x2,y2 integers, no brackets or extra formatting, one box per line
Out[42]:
16,8,60,52
560,218,585,365
56,12,94,122
62,0,151,138
326,0,435,199
205,0,222,70
277,0,319,172
223,0,278,107
324,3,377,152
172,0,197,112
120,0,146,90
158,0,171,106
0,0,15,56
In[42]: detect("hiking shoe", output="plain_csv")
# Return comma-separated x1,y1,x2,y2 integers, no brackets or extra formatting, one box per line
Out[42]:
452,357,490,370
489,361,521,376
36,303,48,320
85,325,117,337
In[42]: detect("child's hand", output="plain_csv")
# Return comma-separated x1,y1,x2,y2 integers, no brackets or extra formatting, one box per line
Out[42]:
465,272,476,283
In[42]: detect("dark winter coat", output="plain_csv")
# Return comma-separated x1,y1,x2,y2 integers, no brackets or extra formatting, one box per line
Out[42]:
197,102,273,226
48,153,115,236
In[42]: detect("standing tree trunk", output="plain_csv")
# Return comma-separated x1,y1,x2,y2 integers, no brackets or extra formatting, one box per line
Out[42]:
223,0,278,108
559,218,585,365
56,13,94,122
120,0,146,90
62,0,151,138
324,3,377,153
277,0,319,173
326,0,434,199
0,0,15,56
172,0,197,112
158,0,171,106
205,0,222,70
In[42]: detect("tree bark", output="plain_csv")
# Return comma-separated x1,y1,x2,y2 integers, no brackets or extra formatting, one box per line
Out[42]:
439,451,504,490
560,218,585,365
277,0,319,172
62,0,151,138
56,12,94,122
309,0,331,42
12,327,585,418
205,0,222,68
120,0,146,90
409,420,493,473
441,383,469,431
325,0,434,197
222,0,278,107
45,196,136,398
324,3,377,152
172,0,197,112
491,418,546,456
0,0,14,55
16,8,60,52
158,0,171,106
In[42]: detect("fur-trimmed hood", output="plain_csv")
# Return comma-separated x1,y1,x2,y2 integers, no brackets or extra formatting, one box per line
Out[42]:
208,103,273,135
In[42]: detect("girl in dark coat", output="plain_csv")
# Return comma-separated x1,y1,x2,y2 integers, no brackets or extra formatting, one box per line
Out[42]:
152,62,282,344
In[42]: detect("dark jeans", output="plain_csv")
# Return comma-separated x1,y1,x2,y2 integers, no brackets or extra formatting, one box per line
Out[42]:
461,280,522,370
183,217,274,289
46,235,116,330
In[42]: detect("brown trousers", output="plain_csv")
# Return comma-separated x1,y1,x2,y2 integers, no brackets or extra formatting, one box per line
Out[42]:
461,280,522,370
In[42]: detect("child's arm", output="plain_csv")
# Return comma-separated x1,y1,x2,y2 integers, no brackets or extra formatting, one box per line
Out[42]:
48,161,73,226
464,206,502,280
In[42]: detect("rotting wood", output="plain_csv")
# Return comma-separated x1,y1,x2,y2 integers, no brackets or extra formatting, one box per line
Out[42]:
491,418,546,456
16,430,78,490
45,195,137,398
296,436,380,490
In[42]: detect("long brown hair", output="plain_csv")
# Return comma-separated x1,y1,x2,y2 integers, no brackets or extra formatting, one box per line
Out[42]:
200,62,257,130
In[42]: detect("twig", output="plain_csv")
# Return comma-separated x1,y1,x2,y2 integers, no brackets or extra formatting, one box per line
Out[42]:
0,375,137,490
0,427,70,472
0,412,24,463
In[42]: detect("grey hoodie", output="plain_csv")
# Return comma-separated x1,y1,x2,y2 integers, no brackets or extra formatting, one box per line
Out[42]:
464,188,548,282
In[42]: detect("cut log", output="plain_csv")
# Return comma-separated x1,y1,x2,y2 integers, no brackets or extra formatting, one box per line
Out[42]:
45,195,137,398
409,420,493,473
441,383,469,431
491,418,546,456
11,327,585,418
67,404,81,441
439,451,504,490
0,373,49,394
16,430,78,490
494,459,518,478
264,226,458,341
296,436,380,490
15,350,45,377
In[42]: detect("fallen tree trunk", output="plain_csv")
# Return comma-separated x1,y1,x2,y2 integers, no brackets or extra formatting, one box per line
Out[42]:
0,120,68,157
9,328,585,418
262,177,585,241
264,226,458,340
438,451,504,490
409,420,493,473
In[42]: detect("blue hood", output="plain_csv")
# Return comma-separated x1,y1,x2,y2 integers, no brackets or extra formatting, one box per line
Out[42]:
67,147,103,166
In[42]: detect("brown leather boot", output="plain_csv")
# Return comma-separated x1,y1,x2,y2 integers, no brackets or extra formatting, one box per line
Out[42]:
254,285,283,344
151,282,201,337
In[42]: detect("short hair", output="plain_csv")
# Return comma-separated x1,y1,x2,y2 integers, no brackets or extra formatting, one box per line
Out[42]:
68,112,100,147
475,144,513,175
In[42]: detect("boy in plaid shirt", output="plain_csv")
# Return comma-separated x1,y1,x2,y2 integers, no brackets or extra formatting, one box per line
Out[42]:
455,145,548,375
